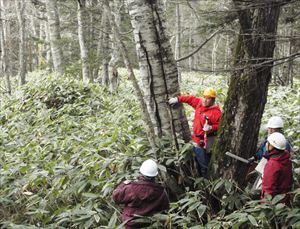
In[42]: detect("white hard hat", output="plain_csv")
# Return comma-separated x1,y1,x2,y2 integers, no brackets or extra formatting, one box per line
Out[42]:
139,159,158,177
267,116,284,128
267,132,286,150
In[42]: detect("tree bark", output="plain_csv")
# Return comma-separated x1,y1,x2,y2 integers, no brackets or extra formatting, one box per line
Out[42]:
45,21,52,66
93,7,105,80
46,0,64,76
175,1,181,81
108,0,121,93
77,0,92,83
15,0,26,85
211,36,220,73
211,1,282,186
104,2,156,149
127,0,191,145
101,8,110,87
0,0,10,94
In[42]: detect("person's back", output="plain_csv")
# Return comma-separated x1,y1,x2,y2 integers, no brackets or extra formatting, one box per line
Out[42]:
261,133,293,205
112,159,169,229
113,176,169,228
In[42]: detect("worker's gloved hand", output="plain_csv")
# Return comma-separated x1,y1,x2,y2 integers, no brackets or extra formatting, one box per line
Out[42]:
192,141,198,148
247,156,257,164
168,97,178,105
203,124,212,132
123,180,131,185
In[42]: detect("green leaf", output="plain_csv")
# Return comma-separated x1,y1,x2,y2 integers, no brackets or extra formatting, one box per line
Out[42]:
271,194,285,205
187,202,200,212
82,192,99,199
213,179,224,191
108,211,118,228
197,204,207,217
247,214,258,226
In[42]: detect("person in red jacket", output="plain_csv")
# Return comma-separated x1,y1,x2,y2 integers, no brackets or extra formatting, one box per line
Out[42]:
112,159,169,229
168,88,222,177
262,132,293,205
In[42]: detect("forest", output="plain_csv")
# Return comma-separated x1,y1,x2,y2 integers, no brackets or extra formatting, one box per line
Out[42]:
0,0,300,228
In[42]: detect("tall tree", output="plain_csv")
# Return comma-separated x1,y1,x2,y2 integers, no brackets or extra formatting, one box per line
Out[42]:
175,0,182,80
108,0,121,93
0,0,11,94
15,0,26,85
211,0,284,186
77,0,92,83
101,8,110,87
127,0,191,146
104,1,156,148
46,0,64,76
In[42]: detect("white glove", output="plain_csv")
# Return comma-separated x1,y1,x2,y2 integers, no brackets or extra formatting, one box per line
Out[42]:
123,180,131,184
168,97,178,105
203,124,212,132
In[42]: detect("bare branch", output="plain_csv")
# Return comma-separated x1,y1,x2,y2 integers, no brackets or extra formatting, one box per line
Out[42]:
176,28,222,62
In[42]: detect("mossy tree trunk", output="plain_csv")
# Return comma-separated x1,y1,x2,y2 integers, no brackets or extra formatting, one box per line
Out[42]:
211,1,283,186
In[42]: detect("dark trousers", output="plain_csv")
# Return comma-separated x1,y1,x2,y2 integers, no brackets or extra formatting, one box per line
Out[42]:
194,146,211,177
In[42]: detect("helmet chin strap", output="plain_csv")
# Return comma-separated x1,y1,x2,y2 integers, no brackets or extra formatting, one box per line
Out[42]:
266,142,273,152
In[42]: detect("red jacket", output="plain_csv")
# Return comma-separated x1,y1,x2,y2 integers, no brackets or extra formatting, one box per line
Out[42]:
178,95,222,145
112,176,169,228
262,150,292,204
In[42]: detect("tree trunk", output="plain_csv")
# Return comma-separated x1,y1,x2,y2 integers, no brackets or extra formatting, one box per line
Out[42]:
15,0,26,85
30,14,39,71
127,0,191,145
46,0,64,76
0,0,10,94
108,0,121,93
77,0,92,83
101,8,110,87
211,36,220,74
93,8,105,80
211,1,282,186
104,2,156,148
175,1,181,81
45,21,52,66
287,21,295,87
188,14,195,72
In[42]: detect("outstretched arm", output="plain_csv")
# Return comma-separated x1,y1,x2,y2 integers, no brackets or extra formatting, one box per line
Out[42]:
178,96,201,109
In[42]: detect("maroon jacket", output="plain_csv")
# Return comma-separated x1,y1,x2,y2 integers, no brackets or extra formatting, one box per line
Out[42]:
112,176,169,228
178,95,222,145
262,150,292,204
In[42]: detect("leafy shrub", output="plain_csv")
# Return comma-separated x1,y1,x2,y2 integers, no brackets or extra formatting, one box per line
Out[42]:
0,71,299,228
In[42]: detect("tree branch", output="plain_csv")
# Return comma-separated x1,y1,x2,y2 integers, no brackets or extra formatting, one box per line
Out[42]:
175,28,221,62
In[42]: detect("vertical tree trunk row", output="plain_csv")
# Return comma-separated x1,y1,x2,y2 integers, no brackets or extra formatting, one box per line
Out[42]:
104,1,157,148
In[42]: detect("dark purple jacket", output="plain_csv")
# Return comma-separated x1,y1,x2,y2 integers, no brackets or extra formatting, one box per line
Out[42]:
112,176,169,228
262,149,292,204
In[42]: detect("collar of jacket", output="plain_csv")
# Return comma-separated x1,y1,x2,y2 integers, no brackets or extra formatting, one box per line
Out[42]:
264,149,287,159
138,175,155,182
